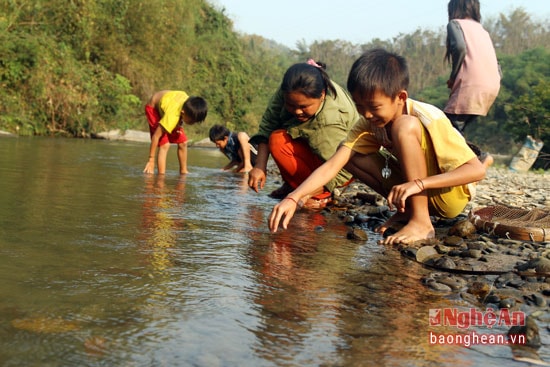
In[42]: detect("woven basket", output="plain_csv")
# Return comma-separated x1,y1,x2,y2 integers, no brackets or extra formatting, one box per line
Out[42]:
468,205,550,242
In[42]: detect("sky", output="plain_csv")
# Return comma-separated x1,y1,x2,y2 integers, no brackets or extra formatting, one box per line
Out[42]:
211,0,549,49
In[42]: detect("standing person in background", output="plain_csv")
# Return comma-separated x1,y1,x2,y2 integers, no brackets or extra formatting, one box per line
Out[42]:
209,124,257,173
248,59,359,209
143,90,208,175
443,0,500,165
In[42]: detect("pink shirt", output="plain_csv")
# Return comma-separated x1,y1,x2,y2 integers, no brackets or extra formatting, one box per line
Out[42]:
444,19,501,116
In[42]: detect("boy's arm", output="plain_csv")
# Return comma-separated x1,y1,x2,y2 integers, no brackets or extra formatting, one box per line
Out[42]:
236,132,253,172
143,126,164,174
268,145,354,232
387,157,486,213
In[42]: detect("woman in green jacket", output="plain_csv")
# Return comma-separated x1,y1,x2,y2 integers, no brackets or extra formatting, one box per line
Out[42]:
248,59,359,209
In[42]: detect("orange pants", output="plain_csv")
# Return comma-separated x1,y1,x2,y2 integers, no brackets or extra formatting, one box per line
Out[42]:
268,129,331,200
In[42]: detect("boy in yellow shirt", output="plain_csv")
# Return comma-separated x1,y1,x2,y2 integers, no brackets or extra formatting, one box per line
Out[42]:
268,49,489,245
143,90,207,175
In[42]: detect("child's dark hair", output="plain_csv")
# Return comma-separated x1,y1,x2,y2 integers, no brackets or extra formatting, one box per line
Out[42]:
209,124,230,142
448,0,481,22
347,48,409,100
281,60,337,99
183,96,208,123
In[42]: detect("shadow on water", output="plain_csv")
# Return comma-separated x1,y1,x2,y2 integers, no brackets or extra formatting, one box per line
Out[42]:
0,136,534,366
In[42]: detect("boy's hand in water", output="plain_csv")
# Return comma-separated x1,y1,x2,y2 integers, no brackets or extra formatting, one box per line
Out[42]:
143,161,155,174
248,168,266,192
268,197,299,232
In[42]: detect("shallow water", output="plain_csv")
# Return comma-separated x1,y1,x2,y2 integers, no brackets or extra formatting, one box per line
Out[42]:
0,136,540,366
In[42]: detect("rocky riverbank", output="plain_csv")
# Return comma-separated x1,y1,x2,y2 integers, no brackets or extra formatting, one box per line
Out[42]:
324,166,549,361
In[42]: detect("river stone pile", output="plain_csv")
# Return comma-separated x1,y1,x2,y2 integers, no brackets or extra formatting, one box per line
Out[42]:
326,166,550,352
326,166,549,360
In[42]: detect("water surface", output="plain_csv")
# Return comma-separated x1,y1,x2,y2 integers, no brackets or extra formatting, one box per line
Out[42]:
0,136,539,366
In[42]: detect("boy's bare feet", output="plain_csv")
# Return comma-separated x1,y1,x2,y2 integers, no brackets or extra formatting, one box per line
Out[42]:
376,213,435,245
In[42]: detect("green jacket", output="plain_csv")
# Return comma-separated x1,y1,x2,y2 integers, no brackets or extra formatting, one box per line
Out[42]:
250,81,358,191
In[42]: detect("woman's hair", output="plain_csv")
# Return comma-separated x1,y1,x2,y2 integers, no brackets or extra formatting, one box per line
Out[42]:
448,0,481,22
209,124,230,142
347,48,409,100
183,96,208,123
281,60,337,99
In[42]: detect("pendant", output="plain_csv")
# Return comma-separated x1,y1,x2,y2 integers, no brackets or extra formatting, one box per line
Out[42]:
382,153,391,179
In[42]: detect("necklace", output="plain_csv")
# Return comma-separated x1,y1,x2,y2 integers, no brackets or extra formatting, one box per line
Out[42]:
382,152,392,179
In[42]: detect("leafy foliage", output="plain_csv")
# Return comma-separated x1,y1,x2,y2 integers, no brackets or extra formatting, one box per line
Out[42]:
0,1,548,170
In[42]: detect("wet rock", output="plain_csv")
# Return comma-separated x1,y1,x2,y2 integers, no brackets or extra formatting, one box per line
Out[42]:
434,243,451,254
524,293,547,307
517,258,550,273
460,249,482,259
400,247,418,260
507,278,526,289
535,258,550,273
347,227,368,241
443,236,464,247
448,219,477,237
432,256,457,270
416,246,438,263
467,281,491,299
343,215,355,224
467,241,485,250
508,316,541,350
499,298,517,309
424,278,453,292
460,292,480,305
484,293,500,304
432,274,467,290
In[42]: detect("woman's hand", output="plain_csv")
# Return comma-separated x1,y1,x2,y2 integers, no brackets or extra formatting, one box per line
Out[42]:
268,197,299,232
386,180,424,212
248,167,266,192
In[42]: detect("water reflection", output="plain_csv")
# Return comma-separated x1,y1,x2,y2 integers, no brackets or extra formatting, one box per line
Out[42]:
139,175,186,274
0,137,540,367
247,212,350,365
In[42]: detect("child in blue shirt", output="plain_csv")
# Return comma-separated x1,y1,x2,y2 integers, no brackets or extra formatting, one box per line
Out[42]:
209,125,257,173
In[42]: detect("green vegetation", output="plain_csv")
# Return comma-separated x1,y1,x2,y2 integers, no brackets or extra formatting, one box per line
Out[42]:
0,2,548,166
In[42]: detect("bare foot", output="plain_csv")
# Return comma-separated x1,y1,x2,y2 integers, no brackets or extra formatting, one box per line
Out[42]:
376,212,409,235
379,220,435,245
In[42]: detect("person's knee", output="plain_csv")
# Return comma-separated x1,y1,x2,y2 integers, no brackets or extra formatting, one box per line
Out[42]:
177,142,188,151
430,191,469,219
158,143,170,153
268,129,288,151
391,116,422,141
